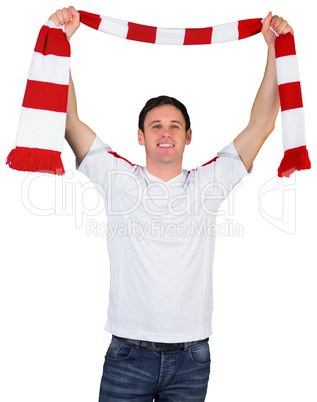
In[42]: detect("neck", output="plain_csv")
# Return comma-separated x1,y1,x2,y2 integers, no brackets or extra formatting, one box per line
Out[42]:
146,161,182,181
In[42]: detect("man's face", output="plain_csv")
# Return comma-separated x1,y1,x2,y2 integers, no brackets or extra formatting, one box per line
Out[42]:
138,105,192,167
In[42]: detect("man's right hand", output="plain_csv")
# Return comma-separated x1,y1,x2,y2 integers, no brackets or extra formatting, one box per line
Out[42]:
49,5,80,41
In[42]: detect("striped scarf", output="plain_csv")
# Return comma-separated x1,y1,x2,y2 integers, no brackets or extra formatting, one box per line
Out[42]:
6,10,311,177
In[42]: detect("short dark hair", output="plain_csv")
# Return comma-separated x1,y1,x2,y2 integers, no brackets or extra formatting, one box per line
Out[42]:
138,95,191,132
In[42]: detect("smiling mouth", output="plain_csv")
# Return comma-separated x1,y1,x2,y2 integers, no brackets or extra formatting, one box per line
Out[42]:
157,144,174,148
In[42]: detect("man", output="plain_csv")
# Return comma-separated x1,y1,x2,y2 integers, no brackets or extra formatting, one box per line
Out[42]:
50,6,293,402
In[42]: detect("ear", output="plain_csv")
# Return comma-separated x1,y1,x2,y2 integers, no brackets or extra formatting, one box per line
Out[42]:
138,129,145,146
185,129,192,145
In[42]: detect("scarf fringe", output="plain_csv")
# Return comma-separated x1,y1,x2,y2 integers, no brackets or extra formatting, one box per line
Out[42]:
6,146,65,175
277,145,311,178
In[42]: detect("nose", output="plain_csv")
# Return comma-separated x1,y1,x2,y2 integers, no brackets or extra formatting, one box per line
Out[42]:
161,127,171,137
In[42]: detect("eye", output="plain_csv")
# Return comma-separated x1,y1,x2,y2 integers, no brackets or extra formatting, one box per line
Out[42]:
152,124,161,129
171,124,180,129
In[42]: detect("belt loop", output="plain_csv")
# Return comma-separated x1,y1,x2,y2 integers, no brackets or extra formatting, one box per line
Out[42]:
183,342,190,351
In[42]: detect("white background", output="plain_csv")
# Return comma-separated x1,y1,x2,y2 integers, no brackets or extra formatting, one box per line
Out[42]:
1,0,316,401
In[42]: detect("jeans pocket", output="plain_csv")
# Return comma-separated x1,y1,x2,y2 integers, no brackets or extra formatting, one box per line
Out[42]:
105,339,133,361
189,342,211,366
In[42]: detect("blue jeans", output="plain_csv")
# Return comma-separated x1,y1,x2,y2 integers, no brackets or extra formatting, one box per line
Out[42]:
98,336,211,401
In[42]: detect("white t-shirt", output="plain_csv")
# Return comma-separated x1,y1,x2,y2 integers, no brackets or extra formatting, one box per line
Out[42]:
78,135,249,342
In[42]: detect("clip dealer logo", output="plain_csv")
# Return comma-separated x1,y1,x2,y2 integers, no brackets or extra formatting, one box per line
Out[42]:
258,174,296,234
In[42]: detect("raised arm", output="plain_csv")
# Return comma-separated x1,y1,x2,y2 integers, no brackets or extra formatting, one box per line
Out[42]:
49,6,96,165
233,12,294,172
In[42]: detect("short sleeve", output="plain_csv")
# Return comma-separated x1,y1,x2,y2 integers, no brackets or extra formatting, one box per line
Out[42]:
197,141,251,201
77,135,137,199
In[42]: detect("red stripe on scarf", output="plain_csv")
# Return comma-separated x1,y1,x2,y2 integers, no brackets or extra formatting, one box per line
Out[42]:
274,32,296,58
238,18,262,39
34,25,70,57
278,82,303,111
79,10,102,30
127,22,157,43
184,27,213,45
22,80,69,113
